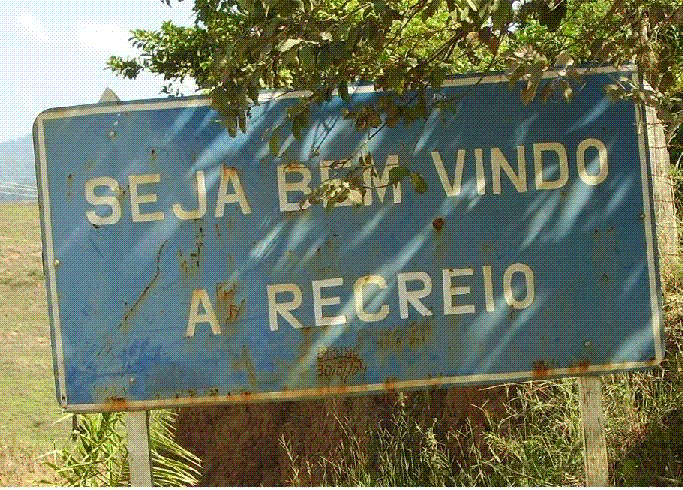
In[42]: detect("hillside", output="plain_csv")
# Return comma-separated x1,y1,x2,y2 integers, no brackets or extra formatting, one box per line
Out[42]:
0,135,37,202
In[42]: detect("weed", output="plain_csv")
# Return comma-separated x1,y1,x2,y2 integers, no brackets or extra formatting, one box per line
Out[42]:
0,268,44,288
458,380,584,486
282,331,683,487
282,392,457,486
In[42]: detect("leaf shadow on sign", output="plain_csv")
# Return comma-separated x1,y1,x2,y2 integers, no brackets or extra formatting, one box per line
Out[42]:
51,78,660,406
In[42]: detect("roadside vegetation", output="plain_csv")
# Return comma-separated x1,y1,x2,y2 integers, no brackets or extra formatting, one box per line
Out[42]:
3,0,683,481
1,155,682,486
4,201,677,486
280,262,683,485
44,410,200,486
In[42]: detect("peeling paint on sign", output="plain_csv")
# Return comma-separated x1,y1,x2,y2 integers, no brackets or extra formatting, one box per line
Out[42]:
34,68,663,412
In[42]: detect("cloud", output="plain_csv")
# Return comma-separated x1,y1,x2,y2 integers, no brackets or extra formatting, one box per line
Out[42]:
14,13,49,44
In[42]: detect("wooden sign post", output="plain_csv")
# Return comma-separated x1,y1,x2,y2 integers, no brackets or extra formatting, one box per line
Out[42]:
578,376,609,486
125,412,153,487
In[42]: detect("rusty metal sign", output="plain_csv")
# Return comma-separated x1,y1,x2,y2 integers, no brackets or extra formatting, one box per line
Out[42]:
35,68,663,412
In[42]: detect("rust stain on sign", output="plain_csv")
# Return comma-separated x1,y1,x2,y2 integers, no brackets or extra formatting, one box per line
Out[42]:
532,360,550,379
179,223,206,278
66,173,74,198
384,377,398,392
567,359,591,374
103,397,130,412
239,345,258,389
216,283,245,331
376,319,433,353
36,69,664,412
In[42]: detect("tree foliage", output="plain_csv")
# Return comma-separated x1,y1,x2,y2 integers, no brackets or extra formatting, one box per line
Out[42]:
108,0,683,156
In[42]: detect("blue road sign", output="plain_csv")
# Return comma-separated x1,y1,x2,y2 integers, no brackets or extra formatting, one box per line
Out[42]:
35,68,663,412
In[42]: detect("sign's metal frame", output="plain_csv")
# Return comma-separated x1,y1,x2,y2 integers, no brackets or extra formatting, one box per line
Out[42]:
35,66,663,412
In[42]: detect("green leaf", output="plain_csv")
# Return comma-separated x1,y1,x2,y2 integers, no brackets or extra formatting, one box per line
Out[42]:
529,59,546,85
389,166,410,184
368,109,382,128
226,116,238,137
248,83,259,103
299,45,315,69
521,82,537,105
539,82,554,102
478,27,500,53
318,46,331,70
566,65,582,83
491,0,513,28
331,40,347,61
673,9,683,25
507,63,526,87
237,0,254,13
561,80,573,102
430,66,448,88
278,38,302,52
537,0,567,31
411,172,428,193
211,87,230,117
659,72,675,93
554,50,573,67
604,83,623,101
298,106,310,128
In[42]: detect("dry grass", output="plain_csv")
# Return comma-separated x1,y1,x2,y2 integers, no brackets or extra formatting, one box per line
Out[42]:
0,202,67,485
0,443,60,486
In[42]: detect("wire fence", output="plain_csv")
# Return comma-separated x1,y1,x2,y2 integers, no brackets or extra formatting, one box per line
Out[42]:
0,180,38,201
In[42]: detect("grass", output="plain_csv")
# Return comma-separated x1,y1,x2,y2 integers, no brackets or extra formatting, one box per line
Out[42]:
0,202,67,485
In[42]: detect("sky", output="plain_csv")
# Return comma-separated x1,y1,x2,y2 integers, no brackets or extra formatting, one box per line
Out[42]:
0,0,198,143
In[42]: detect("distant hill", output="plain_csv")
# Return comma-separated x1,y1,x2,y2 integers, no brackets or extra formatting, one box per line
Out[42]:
0,134,37,202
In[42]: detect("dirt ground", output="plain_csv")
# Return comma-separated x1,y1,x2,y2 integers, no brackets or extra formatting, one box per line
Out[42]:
175,385,509,486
